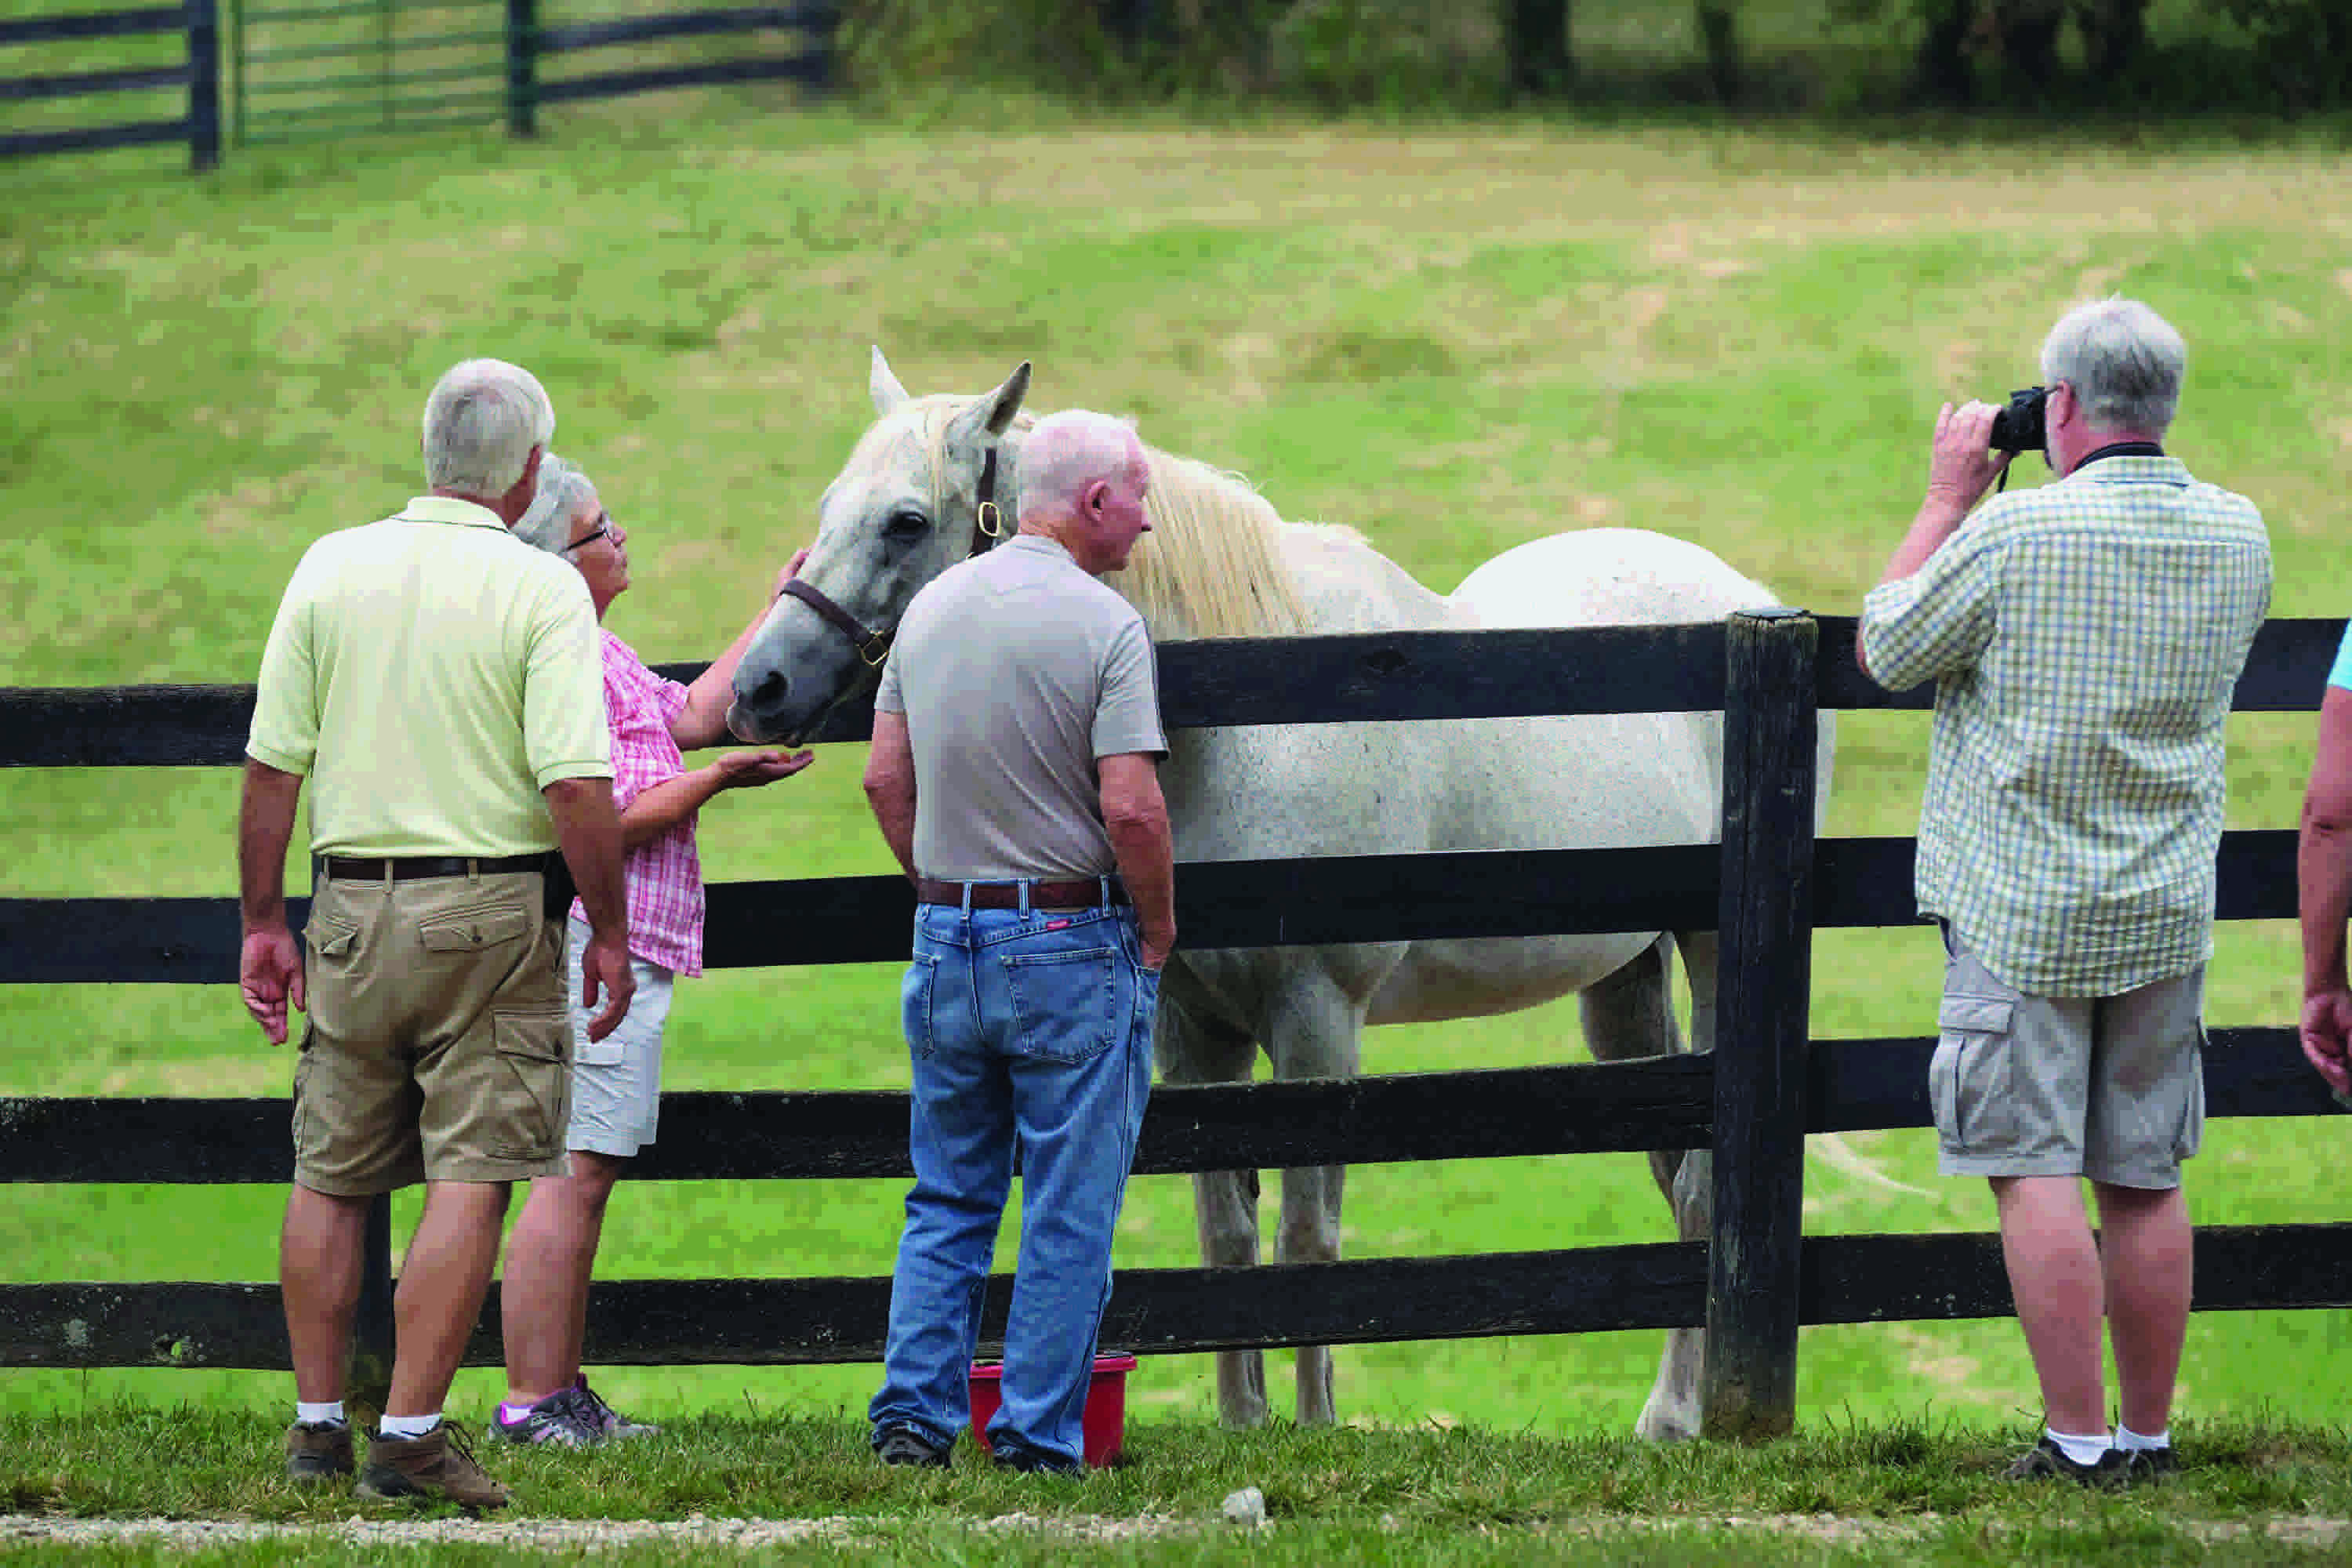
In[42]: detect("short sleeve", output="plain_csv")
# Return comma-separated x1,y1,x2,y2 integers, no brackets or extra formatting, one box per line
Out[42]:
1091,615,1167,760
2331,621,2352,694
521,570,612,787
245,547,322,775
875,644,906,715
1859,521,1998,691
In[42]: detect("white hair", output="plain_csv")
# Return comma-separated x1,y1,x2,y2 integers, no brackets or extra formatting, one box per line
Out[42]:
421,358,556,497
1018,409,1142,525
512,452,596,555
2040,297,2186,436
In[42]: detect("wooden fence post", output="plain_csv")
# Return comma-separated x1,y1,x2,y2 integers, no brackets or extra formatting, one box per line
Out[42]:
1701,607,1819,1441
504,0,536,137
348,1193,395,1411
185,0,220,170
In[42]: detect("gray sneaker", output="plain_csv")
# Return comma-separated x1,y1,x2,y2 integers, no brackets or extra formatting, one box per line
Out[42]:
573,1375,660,1439
492,1387,604,1448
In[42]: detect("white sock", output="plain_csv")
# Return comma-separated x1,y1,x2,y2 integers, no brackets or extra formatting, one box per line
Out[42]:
2046,1426,2113,1467
2116,1424,2170,1452
294,1400,346,1428
378,1412,442,1440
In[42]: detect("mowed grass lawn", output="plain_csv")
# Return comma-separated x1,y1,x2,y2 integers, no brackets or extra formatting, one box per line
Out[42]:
3,99,2350,1440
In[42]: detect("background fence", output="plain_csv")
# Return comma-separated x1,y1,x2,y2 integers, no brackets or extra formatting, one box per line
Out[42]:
3,612,2347,1436
0,0,220,165
1,0,834,165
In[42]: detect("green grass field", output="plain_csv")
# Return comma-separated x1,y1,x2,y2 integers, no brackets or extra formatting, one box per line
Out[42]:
5,92,2352,1456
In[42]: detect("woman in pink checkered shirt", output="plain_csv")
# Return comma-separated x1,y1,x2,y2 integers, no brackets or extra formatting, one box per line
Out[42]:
494,453,815,1446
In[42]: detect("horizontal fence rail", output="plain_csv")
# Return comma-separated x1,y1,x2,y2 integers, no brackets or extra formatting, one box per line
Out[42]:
0,829,2302,982
3,619,2338,767
0,1027,2331,1186
0,0,216,165
9,1224,2351,1370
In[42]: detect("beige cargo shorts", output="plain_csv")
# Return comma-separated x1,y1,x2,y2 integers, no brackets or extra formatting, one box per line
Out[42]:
292,866,572,1194
1931,926,2205,1190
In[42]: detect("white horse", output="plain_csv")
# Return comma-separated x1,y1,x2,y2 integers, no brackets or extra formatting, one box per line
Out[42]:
728,351,1829,1441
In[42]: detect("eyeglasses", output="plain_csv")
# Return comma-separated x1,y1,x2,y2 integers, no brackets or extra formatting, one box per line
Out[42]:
563,513,619,554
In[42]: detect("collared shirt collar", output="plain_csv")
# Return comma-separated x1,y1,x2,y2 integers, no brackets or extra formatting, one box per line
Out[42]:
2060,449,2189,487
397,495,512,532
1004,532,1077,566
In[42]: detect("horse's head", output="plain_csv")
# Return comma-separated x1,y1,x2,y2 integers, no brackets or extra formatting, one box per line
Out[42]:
728,348,1032,746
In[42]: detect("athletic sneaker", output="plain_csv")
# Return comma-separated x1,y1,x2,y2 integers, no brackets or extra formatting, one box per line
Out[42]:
355,1422,510,1510
2002,1433,2131,1488
2124,1445,2179,1484
872,1423,951,1468
492,1385,604,1448
573,1375,660,1439
989,1438,1085,1477
284,1419,353,1484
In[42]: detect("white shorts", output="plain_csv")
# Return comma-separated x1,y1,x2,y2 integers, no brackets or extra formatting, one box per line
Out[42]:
563,914,676,1159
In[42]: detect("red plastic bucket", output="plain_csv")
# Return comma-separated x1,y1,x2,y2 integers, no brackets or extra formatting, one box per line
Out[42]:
967,1354,1137,1468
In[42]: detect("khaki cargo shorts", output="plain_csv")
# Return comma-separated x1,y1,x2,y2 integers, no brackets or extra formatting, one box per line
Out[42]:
1931,926,2205,1190
293,866,572,1194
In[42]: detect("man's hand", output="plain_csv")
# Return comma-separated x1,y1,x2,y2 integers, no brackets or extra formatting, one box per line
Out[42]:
712,748,816,789
1924,401,2015,516
1138,924,1175,972
2302,989,2352,1097
240,924,305,1044
579,926,637,1044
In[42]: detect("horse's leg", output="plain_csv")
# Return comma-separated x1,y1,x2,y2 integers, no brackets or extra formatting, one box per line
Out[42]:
1579,933,1704,1443
1153,975,1268,1428
1645,929,1724,1442
1263,972,1363,1427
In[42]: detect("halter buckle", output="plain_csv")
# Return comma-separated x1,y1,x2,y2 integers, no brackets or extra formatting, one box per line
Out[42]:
857,630,891,667
976,499,1005,540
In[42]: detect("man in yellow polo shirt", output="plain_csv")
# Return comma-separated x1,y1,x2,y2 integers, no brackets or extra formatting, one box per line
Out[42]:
238,358,633,1511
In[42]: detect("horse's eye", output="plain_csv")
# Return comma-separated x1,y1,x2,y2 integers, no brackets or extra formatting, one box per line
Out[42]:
884,509,928,542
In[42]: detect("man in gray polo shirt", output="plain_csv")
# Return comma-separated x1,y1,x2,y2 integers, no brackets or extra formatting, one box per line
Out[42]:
862,408,1174,1476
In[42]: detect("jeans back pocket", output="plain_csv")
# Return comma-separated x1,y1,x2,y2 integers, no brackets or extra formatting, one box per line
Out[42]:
1003,943,1121,1065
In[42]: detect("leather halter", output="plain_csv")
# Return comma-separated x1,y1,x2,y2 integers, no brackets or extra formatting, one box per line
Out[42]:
779,447,1007,670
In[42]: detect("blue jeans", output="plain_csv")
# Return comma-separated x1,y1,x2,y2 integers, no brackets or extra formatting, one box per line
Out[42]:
868,895,1158,1464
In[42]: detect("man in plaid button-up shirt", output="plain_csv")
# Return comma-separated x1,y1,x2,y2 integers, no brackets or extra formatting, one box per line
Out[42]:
1860,299,2270,1485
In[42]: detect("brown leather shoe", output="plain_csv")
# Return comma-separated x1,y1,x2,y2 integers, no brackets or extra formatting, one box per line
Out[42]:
284,1420,354,1484
355,1422,510,1510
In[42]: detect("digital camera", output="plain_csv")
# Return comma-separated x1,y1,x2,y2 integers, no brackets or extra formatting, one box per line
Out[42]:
1988,386,2050,453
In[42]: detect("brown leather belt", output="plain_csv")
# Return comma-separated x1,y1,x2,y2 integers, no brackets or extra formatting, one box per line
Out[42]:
318,853,555,881
916,877,1129,910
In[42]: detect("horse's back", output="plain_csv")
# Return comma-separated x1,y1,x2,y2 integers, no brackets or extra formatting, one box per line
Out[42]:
1450,528,1781,630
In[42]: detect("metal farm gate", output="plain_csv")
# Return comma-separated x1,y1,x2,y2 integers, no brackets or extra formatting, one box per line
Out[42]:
227,0,506,147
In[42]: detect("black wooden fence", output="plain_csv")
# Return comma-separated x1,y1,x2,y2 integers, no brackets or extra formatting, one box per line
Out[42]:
2,0,832,165
0,0,220,167
3,612,2348,1438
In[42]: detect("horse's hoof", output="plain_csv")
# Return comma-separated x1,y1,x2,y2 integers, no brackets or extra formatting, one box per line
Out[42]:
1634,1404,1700,1443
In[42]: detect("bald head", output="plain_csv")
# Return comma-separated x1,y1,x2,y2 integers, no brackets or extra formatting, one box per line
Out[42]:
1018,410,1152,575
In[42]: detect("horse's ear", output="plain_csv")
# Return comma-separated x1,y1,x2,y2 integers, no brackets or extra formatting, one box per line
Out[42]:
870,346,911,416
946,361,1032,452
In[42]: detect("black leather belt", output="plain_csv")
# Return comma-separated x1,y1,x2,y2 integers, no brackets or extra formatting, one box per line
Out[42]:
318,853,555,881
916,877,1129,910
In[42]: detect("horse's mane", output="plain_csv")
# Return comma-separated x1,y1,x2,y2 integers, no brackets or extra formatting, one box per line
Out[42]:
1122,448,1313,640
877,392,1316,641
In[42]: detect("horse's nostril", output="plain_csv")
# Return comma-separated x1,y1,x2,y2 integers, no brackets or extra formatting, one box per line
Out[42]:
748,670,789,710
